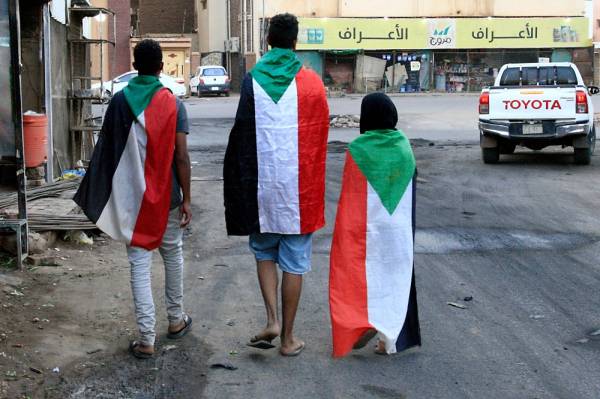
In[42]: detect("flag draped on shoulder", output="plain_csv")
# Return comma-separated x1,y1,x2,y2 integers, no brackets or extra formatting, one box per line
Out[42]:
329,129,421,357
74,75,177,250
224,48,330,236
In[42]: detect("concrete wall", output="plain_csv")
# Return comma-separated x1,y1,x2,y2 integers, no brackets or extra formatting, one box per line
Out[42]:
339,0,585,17
108,0,132,77
198,0,227,53
263,0,338,17
594,0,600,42
20,5,44,113
138,0,196,35
259,0,586,18
49,19,70,172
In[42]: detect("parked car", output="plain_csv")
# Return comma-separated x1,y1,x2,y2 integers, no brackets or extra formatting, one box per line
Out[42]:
91,71,187,100
479,62,599,164
190,66,230,97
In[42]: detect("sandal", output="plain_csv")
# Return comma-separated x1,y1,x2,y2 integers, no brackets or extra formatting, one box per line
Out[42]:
246,335,277,350
129,340,154,359
167,314,193,339
280,342,305,357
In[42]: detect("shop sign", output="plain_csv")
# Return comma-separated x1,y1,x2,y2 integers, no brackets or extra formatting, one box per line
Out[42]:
428,19,456,49
297,17,591,50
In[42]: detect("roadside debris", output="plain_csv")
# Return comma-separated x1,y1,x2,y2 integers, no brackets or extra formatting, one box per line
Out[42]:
64,231,94,246
29,367,42,374
447,302,467,309
589,329,600,336
52,367,60,373
210,362,238,371
576,338,589,344
463,296,473,302
330,115,360,128
163,345,177,352
86,349,102,355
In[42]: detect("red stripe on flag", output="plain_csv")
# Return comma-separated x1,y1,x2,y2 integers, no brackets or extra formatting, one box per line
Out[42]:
296,68,329,234
131,89,177,249
329,153,373,357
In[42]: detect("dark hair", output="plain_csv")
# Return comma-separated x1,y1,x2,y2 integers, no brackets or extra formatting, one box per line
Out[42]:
268,13,299,49
133,39,163,75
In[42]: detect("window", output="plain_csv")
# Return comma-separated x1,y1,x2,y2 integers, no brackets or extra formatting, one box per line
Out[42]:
521,67,538,86
556,67,577,85
499,66,577,86
202,68,226,76
499,68,520,86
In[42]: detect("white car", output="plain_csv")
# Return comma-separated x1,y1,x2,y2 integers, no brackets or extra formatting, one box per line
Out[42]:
479,62,599,165
92,71,187,99
190,65,230,97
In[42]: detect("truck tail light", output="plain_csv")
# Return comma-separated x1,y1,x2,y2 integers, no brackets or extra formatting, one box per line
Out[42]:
199,78,205,85
576,90,588,114
225,77,231,83
479,92,490,114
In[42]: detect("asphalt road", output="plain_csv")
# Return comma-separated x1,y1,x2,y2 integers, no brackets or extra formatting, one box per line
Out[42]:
169,137,600,399
69,94,600,398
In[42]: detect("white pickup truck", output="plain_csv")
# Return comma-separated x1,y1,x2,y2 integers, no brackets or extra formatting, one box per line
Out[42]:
479,62,598,164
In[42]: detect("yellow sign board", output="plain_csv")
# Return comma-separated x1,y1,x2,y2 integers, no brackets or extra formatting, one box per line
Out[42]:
297,17,591,50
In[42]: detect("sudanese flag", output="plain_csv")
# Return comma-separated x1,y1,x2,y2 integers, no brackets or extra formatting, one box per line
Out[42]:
74,75,177,250
223,47,330,236
329,129,421,357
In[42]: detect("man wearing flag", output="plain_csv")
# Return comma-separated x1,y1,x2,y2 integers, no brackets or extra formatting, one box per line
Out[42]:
75,39,193,359
329,93,421,357
224,13,329,357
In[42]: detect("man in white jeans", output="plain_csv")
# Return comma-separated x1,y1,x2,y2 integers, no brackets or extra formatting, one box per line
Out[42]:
124,40,193,359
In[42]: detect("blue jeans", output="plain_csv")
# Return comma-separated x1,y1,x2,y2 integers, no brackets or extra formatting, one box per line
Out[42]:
127,209,185,346
249,233,313,275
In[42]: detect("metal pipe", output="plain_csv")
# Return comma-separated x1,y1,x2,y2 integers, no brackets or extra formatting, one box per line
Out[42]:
43,3,54,182
8,0,29,268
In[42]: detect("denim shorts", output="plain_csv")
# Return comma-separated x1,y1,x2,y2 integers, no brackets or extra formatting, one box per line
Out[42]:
249,233,313,275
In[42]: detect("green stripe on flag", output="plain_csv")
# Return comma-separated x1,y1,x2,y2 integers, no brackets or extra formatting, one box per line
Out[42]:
250,47,302,104
123,75,164,117
349,129,416,215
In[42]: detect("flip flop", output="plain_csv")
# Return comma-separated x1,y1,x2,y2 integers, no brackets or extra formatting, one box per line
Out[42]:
129,341,154,359
353,329,377,350
167,314,193,339
246,336,276,350
280,342,305,357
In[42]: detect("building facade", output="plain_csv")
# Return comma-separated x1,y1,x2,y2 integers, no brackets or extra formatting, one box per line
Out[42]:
225,0,593,93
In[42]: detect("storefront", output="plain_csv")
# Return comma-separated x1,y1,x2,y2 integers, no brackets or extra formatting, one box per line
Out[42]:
297,16,592,93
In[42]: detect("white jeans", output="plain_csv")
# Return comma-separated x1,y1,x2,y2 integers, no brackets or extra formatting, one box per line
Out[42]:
127,209,184,346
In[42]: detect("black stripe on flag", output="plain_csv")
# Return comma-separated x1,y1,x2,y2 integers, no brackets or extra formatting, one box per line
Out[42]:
74,92,135,223
396,174,422,352
223,74,259,235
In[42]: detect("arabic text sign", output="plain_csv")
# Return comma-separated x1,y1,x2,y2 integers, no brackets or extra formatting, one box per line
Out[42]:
297,17,591,50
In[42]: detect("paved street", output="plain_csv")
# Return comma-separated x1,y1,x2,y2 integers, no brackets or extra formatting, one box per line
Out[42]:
34,94,600,398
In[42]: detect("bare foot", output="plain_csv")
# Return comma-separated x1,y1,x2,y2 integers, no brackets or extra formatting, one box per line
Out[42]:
375,340,388,355
169,320,186,334
250,323,281,343
280,337,305,356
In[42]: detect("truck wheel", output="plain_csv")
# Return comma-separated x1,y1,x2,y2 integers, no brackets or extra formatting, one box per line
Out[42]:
499,143,516,154
574,148,591,165
482,147,500,164
574,128,595,165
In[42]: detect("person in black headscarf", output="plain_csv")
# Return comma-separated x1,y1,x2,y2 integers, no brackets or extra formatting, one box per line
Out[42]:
329,93,421,357
359,92,399,133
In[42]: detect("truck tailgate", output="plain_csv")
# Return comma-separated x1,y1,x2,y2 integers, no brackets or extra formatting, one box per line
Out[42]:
488,87,576,120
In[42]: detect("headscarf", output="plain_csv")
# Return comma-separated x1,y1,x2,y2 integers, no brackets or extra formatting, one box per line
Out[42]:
359,93,399,134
